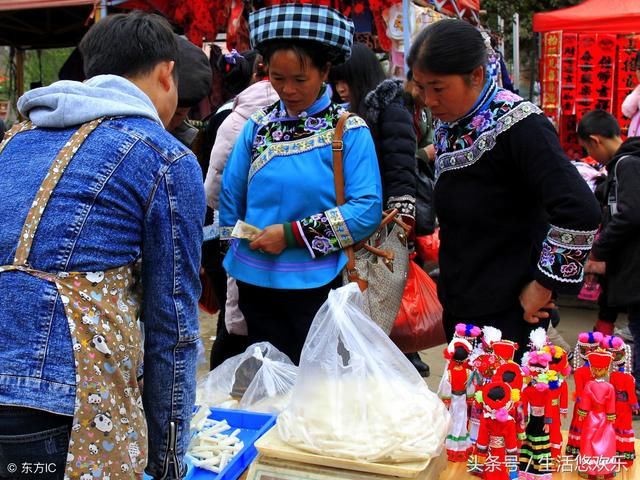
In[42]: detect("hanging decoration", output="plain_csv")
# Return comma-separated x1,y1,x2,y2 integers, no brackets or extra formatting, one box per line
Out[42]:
615,35,640,135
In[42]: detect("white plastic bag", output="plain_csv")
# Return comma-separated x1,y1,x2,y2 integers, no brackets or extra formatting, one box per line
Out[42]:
196,342,297,414
277,283,450,463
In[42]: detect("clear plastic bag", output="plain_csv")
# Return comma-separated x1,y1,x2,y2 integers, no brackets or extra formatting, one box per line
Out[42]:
277,283,450,463
196,342,297,414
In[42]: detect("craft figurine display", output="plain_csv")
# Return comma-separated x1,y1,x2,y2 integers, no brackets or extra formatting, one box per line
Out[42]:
438,338,476,461
566,331,604,456
576,350,617,479
519,347,554,480
475,381,519,480
601,335,638,466
492,340,519,365
543,345,571,463
454,323,483,354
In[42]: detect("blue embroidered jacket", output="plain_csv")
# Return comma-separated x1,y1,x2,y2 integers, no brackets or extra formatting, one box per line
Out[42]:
219,88,382,289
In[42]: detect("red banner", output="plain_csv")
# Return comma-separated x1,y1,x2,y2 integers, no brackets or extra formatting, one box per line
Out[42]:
561,33,578,115
542,32,562,121
576,33,597,122
615,35,640,135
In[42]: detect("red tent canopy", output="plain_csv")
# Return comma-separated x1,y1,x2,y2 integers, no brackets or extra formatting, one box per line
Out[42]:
533,0,640,33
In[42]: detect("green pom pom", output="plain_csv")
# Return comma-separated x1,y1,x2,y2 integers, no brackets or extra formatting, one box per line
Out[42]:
475,391,483,404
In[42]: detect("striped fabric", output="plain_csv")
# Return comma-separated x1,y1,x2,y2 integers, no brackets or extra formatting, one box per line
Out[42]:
249,4,354,64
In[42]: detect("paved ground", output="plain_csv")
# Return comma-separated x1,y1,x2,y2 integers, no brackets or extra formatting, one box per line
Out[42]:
197,294,639,433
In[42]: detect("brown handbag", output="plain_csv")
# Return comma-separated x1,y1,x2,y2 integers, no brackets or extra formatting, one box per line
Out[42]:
332,113,411,334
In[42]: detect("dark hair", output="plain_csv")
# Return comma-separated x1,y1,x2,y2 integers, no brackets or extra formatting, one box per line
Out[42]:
260,39,333,72
217,50,260,98
80,11,178,80
407,19,487,76
452,345,469,361
501,371,516,383
487,385,506,402
329,43,385,116
577,109,621,140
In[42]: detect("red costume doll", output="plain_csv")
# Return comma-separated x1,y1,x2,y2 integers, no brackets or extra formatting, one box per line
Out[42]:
493,362,525,448
566,331,603,457
601,335,638,467
542,345,571,463
493,340,519,365
469,326,503,445
475,381,519,480
519,350,554,480
438,338,475,461
577,350,618,480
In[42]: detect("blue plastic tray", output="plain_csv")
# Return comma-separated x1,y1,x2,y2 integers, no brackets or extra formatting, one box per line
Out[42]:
143,408,276,480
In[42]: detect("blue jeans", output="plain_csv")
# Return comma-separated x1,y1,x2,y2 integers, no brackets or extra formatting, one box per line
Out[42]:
0,407,71,479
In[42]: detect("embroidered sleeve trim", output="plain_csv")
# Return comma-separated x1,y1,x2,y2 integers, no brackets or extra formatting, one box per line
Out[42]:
387,194,416,218
537,224,597,284
220,226,234,240
297,210,344,259
344,115,368,130
547,225,597,249
435,102,542,179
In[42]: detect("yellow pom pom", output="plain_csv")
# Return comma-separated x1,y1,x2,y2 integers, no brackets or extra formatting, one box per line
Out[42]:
511,388,520,402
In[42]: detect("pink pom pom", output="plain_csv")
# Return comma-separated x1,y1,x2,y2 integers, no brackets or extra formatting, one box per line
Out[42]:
541,352,552,363
522,367,531,376
455,323,467,335
562,366,572,377
578,332,590,342
611,336,624,348
470,326,482,336
496,408,510,422
592,332,604,342
534,382,549,392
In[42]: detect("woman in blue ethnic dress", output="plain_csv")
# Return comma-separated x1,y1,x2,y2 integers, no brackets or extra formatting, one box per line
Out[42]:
219,4,382,364
406,19,601,356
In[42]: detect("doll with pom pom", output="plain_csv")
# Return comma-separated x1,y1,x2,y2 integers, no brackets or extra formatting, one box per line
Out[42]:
473,381,519,480
438,338,476,461
576,350,617,479
542,345,571,463
566,331,603,456
493,362,526,449
519,349,554,480
601,335,638,466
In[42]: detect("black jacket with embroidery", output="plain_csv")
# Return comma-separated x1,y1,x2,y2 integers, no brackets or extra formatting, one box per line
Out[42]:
434,111,601,317
591,137,640,307
363,79,417,218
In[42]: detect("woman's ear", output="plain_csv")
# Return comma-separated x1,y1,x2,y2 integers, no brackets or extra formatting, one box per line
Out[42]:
470,65,485,88
321,62,332,82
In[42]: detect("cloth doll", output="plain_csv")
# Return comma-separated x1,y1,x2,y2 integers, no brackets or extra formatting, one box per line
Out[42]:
601,335,638,466
475,381,519,480
493,362,525,448
542,345,571,463
577,350,617,479
438,338,475,462
493,340,519,365
519,349,554,480
566,331,604,456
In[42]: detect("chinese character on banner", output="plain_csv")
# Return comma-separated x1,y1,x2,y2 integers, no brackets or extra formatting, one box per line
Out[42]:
542,32,562,124
591,34,616,115
615,35,640,135
576,33,597,122
561,33,578,115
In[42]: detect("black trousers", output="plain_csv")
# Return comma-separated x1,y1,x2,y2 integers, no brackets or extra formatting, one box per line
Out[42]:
201,238,249,369
237,277,342,364
443,303,551,363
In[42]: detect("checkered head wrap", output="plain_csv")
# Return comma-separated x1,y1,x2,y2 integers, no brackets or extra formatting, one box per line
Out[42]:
249,4,355,64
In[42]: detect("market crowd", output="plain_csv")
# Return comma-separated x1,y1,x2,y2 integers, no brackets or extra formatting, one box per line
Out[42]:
0,4,638,480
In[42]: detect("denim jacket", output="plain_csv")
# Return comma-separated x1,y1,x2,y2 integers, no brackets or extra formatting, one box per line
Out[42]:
0,76,205,478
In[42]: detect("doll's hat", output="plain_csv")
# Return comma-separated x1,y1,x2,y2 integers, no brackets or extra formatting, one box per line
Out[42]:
587,350,613,370
446,338,473,355
601,335,625,351
482,381,513,412
493,362,523,390
493,340,518,361
577,331,604,347
454,323,482,342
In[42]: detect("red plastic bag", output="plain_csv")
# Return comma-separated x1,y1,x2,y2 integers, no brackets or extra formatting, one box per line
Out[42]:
198,268,219,315
390,261,446,353
415,228,440,263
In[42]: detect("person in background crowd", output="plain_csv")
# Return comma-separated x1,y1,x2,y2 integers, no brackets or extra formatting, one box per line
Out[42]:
330,44,428,376
0,12,204,479
407,19,601,359
579,110,640,391
204,55,278,369
168,35,213,149
621,52,640,137
219,4,382,364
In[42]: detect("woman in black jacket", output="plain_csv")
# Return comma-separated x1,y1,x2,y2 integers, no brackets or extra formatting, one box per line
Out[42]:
330,44,428,376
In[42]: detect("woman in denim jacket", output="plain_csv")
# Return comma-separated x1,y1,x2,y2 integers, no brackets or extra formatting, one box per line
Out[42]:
0,12,204,479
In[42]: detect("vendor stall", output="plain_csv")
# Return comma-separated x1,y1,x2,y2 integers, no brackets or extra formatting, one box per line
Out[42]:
533,0,640,156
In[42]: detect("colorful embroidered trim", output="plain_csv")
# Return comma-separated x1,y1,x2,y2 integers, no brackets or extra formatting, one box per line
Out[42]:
387,194,416,217
296,212,342,259
547,225,597,249
220,226,234,240
537,224,597,284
